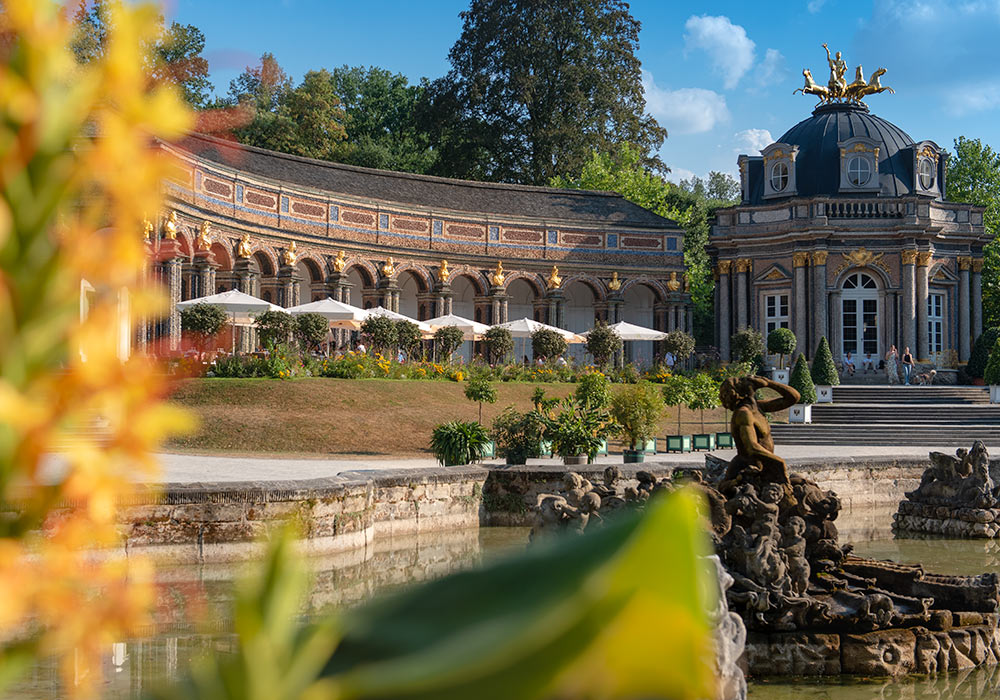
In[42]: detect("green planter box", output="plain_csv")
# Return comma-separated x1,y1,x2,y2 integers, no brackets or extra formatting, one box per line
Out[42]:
480,440,496,459
665,435,692,453
692,433,717,451
715,432,734,448
596,439,608,456
539,440,552,457
630,437,656,454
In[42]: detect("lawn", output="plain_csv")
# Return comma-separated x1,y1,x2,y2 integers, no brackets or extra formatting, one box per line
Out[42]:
167,378,735,457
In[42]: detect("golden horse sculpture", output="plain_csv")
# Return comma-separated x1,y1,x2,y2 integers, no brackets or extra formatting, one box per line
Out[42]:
794,45,893,107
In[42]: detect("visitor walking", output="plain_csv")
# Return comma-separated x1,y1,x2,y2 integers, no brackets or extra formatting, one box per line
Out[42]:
885,345,899,385
901,346,915,385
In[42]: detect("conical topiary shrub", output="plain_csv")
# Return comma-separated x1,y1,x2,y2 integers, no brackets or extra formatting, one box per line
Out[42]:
789,353,817,405
810,337,840,387
985,338,1000,386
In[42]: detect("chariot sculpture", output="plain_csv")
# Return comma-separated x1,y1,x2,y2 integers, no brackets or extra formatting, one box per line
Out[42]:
794,44,894,106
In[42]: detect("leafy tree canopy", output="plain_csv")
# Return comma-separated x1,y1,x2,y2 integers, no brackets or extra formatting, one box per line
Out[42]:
584,322,622,368
294,313,328,353
946,136,1000,328
420,0,666,185
254,310,293,349
70,0,213,108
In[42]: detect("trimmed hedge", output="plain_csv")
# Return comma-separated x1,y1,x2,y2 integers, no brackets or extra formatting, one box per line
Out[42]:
810,337,840,386
789,352,816,404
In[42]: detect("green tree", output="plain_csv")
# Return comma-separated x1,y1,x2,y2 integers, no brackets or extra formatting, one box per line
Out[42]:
293,313,328,353
661,374,692,434
329,66,436,173
361,315,398,356
766,328,797,370
421,0,666,184
789,353,816,404
584,322,622,368
434,325,466,361
464,372,498,424
395,320,423,358
662,330,695,364
70,0,213,108
254,310,294,349
531,328,567,361
482,326,514,364
610,382,664,448
226,55,347,161
679,172,740,205
946,136,1000,328
810,336,840,387
970,328,1000,379
730,328,764,366
686,372,720,433
985,338,1000,386
575,371,612,411
180,303,228,358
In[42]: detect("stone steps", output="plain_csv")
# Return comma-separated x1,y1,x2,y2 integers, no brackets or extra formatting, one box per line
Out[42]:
831,386,989,405
810,405,1000,425
771,423,1000,447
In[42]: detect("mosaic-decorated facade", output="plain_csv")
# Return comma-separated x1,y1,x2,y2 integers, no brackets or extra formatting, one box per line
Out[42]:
147,133,689,360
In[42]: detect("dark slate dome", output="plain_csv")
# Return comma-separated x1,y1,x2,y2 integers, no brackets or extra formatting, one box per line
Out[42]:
754,102,915,202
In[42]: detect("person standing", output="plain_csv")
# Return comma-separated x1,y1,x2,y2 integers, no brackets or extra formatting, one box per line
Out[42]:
901,346,915,385
885,345,899,385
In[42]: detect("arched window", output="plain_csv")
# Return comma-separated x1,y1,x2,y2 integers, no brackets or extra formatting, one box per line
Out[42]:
918,159,935,189
842,272,877,289
847,156,872,186
770,162,788,192
840,272,879,359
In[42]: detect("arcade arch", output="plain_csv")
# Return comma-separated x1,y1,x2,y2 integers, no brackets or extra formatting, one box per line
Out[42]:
624,283,657,366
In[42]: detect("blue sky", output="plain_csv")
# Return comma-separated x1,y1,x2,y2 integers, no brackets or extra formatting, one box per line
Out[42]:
164,0,1000,183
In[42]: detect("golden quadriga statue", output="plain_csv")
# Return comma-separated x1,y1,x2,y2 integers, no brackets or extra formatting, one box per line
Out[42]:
794,44,894,106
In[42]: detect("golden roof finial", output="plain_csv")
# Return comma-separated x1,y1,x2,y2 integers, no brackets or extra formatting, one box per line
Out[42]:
793,45,893,106
382,256,395,277
438,259,450,283
237,232,252,258
546,265,562,290
282,241,298,266
163,210,178,240
491,261,505,286
196,220,212,251
332,250,346,272
607,271,621,291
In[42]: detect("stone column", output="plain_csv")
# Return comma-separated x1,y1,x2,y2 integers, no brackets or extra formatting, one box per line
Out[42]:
916,251,932,360
792,252,808,356
501,297,509,324
277,265,300,308
718,261,732,361
656,303,671,332
735,259,750,330
811,251,828,351
164,257,183,351
608,294,624,325
973,258,984,342
829,290,842,359
901,250,916,356
686,304,693,336
547,290,565,328
958,256,972,362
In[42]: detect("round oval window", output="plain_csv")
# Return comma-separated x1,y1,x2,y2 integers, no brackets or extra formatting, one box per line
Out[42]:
847,156,872,186
919,158,935,189
770,161,789,192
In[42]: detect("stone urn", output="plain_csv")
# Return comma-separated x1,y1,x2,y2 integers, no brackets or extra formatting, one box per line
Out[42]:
815,385,833,403
788,403,812,423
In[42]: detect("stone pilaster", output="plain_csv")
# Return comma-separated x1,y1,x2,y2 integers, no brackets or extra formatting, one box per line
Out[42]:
194,254,218,299
233,258,258,352
958,256,972,362
901,250,916,357
277,264,300,308
792,252,809,356
811,251,828,351
686,304,693,336
546,289,565,328
735,258,750,330
972,258,984,342
718,261,732,361
829,289,842,358
608,293,624,325
916,251,932,360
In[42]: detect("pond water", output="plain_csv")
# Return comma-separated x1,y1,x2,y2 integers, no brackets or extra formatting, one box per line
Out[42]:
17,509,1000,699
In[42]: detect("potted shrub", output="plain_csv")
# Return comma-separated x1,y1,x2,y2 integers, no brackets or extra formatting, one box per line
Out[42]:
969,328,1000,385
180,302,228,361
531,327,567,363
766,328,797,383
688,372,720,451
661,374,692,453
985,338,1000,404
482,326,514,365
662,330,695,371
610,382,664,463
576,372,613,456
430,420,491,466
543,396,611,465
584,322,622,369
787,352,816,423
490,406,544,466
810,336,839,403
465,372,498,457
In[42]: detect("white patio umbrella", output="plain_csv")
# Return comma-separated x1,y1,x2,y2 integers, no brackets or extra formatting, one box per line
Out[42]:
175,289,284,352
424,313,491,340
492,317,585,343
363,306,433,333
584,321,667,341
286,297,368,329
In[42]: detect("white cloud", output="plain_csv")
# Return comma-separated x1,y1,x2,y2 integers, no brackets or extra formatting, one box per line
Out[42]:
734,128,774,154
684,15,756,89
756,49,787,86
642,70,730,134
807,0,826,13
665,167,698,185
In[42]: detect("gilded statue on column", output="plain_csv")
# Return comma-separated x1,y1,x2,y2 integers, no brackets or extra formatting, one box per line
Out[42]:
607,271,621,291
491,261,506,286
666,271,681,292
237,232,252,258
546,265,562,289
142,218,153,242
282,241,298,266
382,257,395,277
332,250,346,272
196,220,212,251
437,259,450,283
163,210,178,240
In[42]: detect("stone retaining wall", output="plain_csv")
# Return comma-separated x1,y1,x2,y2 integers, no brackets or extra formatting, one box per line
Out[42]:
120,466,488,563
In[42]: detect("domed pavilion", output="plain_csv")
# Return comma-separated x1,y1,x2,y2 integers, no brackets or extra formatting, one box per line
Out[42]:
711,56,991,368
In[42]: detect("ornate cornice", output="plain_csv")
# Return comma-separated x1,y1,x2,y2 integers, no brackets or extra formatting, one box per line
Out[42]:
901,250,918,265
811,251,828,266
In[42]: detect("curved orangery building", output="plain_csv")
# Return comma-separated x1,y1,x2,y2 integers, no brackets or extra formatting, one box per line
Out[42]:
147,133,690,362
